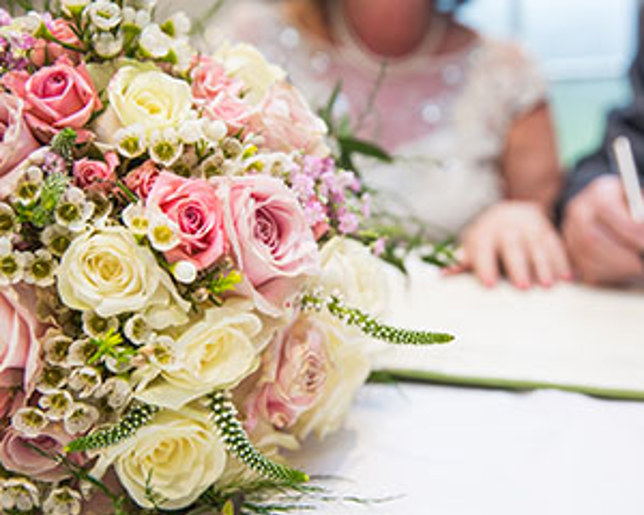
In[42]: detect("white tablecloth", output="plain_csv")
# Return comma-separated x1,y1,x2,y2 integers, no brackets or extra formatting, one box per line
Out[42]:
292,383,644,514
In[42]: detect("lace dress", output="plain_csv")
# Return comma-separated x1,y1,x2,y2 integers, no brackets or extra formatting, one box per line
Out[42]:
208,1,547,238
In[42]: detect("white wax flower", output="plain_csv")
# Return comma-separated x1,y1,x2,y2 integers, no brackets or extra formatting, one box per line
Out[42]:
85,1,122,31
92,30,124,58
139,23,172,58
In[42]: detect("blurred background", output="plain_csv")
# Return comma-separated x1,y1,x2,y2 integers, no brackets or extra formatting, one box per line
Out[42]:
457,0,639,167
168,0,641,169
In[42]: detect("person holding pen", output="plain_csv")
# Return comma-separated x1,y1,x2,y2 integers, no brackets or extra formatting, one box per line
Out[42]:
560,11,644,285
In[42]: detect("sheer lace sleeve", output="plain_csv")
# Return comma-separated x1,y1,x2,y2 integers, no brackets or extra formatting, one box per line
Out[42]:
484,40,548,119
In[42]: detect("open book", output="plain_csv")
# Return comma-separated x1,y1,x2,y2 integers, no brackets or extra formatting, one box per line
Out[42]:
373,259,644,400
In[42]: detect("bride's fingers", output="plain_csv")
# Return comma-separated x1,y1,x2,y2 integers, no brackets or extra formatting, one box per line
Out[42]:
526,240,554,287
543,232,572,281
499,233,531,289
442,247,469,275
471,237,499,287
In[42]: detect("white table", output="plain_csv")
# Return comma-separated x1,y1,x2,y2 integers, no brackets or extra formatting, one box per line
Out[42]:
293,383,644,514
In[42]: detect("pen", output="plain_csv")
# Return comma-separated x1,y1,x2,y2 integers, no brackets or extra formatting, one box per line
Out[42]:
612,135,644,223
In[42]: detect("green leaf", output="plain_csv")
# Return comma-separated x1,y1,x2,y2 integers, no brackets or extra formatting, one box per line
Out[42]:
337,136,392,163
207,270,243,304
50,128,78,161
318,79,343,130
221,500,235,515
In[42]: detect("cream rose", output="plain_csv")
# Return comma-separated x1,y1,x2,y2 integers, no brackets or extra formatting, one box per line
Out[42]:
136,301,272,409
215,42,286,104
56,227,190,329
293,313,371,440
319,237,388,316
96,65,192,141
93,408,226,510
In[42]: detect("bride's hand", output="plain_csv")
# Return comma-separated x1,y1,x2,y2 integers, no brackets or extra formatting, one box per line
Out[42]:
445,201,571,289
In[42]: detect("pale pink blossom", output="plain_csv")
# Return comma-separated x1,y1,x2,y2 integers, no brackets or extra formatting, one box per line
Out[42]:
203,90,251,134
123,159,160,200
31,19,81,67
73,152,119,192
0,93,39,198
245,316,329,431
146,172,227,270
2,56,101,142
0,424,85,482
225,175,319,316
0,287,44,418
250,82,328,156
191,55,243,101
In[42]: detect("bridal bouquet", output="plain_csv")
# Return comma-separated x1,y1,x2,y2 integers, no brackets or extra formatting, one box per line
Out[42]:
0,2,452,513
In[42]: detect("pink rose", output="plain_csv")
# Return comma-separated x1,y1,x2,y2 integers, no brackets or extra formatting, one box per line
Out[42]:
245,316,328,431
123,159,160,200
250,82,328,156
0,93,39,198
191,55,243,101
146,172,227,270
0,425,85,482
0,287,43,418
31,19,81,67
73,152,119,192
225,175,320,316
2,56,101,142
204,90,251,134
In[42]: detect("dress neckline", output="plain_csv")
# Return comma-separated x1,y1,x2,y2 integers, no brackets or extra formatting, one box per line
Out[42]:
329,0,482,77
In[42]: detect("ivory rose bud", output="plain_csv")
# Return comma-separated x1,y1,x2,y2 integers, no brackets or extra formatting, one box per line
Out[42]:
146,172,227,270
136,301,269,409
2,56,101,142
319,237,388,316
93,408,226,510
250,82,329,157
73,152,119,192
245,315,329,431
215,42,286,104
0,286,43,417
0,94,39,198
56,227,190,329
97,65,192,142
0,424,85,482
225,175,320,317
122,160,159,200
31,19,81,67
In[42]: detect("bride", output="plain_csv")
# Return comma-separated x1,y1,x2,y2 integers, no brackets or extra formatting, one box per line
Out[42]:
208,0,570,290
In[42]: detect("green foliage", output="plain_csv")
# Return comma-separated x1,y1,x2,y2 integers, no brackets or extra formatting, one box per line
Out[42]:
207,391,309,484
317,80,392,175
14,172,70,229
6,0,35,15
65,402,160,453
87,328,136,366
207,270,243,304
23,441,131,514
301,293,454,345
50,128,78,161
